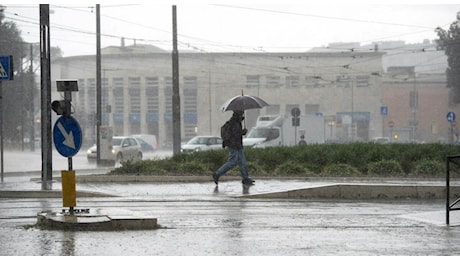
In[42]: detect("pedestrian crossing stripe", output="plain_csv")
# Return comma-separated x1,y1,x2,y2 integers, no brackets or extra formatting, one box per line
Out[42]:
0,55,13,80
0,62,7,78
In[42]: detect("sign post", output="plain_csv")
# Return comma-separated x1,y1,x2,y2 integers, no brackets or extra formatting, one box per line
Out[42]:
380,106,388,138
447,112,456,144
52,80,81,214
0,55,14,183
53,115,81,212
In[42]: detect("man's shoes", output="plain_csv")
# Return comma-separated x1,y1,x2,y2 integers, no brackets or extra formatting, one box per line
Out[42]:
212,172,219,185
242,178,255,185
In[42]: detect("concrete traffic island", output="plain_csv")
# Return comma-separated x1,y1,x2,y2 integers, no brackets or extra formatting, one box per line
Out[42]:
36,211,158,231
34,170,159,231
244,183,460,200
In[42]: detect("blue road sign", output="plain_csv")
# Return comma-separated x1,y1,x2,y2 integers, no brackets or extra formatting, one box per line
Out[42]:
53,116,82,157
447,112,456,123
0,56,13,81
380,106,388,116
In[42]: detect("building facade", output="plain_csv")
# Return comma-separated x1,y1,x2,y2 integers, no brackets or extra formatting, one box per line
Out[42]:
50,44,455,148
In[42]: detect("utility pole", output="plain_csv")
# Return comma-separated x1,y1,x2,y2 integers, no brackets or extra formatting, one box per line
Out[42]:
29,43,35,152
96,4,102,165
172,6,181,155
1,81,3,183
40,4,52,190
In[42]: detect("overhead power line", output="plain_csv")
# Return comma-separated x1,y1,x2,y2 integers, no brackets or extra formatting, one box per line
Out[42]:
214,4,438,30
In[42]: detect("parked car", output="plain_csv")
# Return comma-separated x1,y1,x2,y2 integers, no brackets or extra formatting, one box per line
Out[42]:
181,136,223,153
132,134,158,151
134,137,154,152
87,136,143,163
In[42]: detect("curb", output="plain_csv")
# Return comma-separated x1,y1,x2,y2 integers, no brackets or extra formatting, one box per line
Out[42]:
36,211,158,231
244,183,460,200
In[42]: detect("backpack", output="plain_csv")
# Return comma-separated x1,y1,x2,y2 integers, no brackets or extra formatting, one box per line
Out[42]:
221,121,232,145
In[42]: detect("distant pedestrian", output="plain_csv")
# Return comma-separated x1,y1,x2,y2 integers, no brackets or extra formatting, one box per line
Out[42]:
212,110,255,186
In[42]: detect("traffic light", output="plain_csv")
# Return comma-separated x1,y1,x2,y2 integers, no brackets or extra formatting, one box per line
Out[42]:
51,100,71,117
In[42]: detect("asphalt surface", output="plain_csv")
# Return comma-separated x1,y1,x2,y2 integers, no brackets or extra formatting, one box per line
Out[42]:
1,168,460,256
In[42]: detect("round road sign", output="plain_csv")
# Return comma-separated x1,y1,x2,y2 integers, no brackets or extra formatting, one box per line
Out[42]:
447,112,456,123
53,116,82,157
291,107,300,117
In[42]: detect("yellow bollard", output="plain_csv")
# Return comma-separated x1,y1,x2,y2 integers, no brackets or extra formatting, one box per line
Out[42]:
61,170,76,208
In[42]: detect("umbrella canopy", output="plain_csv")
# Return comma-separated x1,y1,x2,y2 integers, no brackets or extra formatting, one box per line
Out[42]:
220,95,269,112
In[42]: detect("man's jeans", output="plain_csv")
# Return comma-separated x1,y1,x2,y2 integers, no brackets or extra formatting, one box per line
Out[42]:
215,147,248,179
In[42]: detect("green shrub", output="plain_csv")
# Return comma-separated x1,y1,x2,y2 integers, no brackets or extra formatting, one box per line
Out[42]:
246,147,289,172
246,162,267,176
367,160,403,176
110,143,460,178
178,161,208,174
321,163,361,177
413,160,445,177
273,161,312,176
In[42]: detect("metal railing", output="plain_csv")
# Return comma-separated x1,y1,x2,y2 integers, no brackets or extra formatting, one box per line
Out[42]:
446,155,460,225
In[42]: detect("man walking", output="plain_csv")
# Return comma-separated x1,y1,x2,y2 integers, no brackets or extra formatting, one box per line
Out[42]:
212,110,255,186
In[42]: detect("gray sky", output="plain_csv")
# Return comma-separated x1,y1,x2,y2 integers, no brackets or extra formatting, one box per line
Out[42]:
3,1,460,57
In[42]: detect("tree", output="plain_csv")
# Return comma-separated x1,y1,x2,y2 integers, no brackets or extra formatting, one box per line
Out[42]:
435,11,460,106
0,5,34,149
0,6,24,69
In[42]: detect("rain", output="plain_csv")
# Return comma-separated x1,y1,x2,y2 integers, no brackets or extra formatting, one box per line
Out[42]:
1,2,460,256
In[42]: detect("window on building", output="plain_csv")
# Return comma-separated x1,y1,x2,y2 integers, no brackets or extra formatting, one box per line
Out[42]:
87,78,96,113
164,77,173,114
129,77,141,114
286,76,300,88
305,76,320,88
336,75,351,88
305,104,320,114
246,75,260,89
356,75,370,88
145,77,159,113
183,76,198,139
183,76,197,113
102,78,109,114
164,77,173,145
113,77,124,113
266,76,280,88
77,78,85,110
145,77,160,136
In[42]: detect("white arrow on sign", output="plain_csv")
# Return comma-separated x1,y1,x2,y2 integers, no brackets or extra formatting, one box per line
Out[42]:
57,122,75,149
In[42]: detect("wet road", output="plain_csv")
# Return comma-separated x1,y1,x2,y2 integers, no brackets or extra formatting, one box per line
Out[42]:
1,177,460,255
1,150,460,255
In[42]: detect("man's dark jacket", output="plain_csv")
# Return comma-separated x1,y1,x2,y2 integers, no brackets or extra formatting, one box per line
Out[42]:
224,114,244,149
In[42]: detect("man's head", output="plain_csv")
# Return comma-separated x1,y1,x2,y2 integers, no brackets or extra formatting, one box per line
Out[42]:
233,110,244,116
233,110,245,121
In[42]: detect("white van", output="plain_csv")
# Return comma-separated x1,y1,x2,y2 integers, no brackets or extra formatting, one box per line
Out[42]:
132,134,158,151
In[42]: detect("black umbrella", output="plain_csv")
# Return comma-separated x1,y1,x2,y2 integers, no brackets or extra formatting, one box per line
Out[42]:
220,94,269,112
